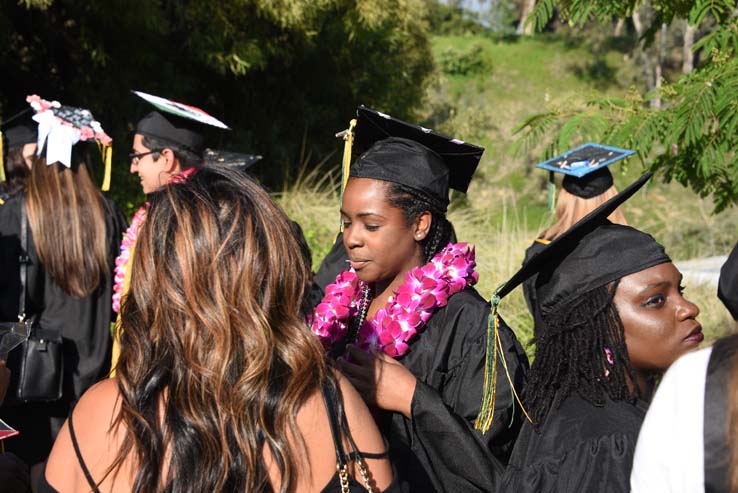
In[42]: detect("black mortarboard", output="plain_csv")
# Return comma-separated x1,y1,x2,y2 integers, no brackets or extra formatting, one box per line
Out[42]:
133,91,230,156
349,105,483,209
3,124,37,149
536,143,634,200
497,172,665,303
203,148,262,170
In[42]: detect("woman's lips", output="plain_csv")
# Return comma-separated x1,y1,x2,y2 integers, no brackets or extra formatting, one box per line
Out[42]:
683,325,704,344
349,259,369,270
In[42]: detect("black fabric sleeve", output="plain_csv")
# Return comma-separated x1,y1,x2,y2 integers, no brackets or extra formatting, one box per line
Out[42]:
718,241,738,320
404,296,528,492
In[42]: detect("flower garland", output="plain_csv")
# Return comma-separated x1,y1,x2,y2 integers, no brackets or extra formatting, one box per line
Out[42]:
112,205,147,313
311,242,478,357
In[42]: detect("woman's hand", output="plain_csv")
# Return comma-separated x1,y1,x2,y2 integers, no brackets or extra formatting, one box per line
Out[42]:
338,344,417,419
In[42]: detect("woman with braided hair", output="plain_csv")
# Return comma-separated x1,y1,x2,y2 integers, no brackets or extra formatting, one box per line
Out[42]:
497,173,703,492
310,107,529,493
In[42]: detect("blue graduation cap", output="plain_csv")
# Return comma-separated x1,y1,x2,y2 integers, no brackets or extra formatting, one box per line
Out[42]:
536,143,635,209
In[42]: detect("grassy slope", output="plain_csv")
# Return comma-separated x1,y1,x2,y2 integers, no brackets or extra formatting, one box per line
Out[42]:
283,33,737,354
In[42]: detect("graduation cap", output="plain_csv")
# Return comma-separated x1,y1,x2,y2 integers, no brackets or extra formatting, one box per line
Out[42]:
0,109,37,183
25,95,114,190
536,143,635,206
474,172,665,433
334,106,483,232
133,91,230,156
203,148,262,170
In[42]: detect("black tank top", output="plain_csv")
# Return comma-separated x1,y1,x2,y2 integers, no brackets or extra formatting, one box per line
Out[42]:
38,381,396,493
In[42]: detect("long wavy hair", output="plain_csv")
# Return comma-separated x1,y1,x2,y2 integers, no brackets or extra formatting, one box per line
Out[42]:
542,186,627,241
114,166,328,492
26,151,109,297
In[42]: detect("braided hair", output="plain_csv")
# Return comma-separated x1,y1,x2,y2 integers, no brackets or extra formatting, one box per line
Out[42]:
525,280,640,427
384,182,455,262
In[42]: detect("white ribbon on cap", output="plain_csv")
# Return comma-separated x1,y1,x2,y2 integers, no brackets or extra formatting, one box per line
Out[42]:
33,110,81,168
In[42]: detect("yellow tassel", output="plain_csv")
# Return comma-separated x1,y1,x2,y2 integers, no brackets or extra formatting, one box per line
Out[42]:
337,118,357,233
101,144,112,191
474,288,532,434
0,130,6,183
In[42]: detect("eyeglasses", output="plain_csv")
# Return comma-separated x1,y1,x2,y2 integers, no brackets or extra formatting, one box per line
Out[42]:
129,150,161,165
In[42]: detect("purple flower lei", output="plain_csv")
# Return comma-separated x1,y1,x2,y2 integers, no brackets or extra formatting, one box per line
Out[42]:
310,242,479,358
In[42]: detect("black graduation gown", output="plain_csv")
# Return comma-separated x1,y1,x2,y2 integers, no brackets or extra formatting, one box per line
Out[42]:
718,240,738,320
381,287,529,493
521,239,547,325
0,192,126,464
501,393,647,493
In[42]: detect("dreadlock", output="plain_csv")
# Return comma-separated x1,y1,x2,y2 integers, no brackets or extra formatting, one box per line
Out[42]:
525,279,640,428
384,182,455,262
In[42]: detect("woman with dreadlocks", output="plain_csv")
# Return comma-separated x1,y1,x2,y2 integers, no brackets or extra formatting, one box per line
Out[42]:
310,107,529,493
496,173,703,492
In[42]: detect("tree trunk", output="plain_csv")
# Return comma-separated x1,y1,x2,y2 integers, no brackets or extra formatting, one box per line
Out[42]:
651,23,667,109
614,18,625,36
517,0,537,35
683,22,696,74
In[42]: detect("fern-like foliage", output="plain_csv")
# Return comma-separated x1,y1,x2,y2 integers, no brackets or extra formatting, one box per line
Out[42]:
517,2,738,212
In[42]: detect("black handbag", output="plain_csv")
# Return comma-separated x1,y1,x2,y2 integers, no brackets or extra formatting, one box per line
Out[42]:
6,198,64,404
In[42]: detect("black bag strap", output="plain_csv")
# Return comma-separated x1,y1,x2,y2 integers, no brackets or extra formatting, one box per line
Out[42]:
322,379,349,467
18,197,29,322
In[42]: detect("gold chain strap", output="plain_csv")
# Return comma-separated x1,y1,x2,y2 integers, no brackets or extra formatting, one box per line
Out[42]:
337,456,377,493
356,456,376,493
339,463,351,493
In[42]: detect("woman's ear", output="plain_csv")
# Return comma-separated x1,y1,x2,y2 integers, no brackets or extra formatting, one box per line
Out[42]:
413,211,432,241
160,148,180,174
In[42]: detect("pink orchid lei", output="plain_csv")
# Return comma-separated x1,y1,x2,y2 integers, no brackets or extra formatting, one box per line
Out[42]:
310,242,479,358
112,205,147,313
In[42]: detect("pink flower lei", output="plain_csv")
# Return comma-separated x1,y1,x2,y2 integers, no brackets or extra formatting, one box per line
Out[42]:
112,205,147,313
310,242,479,358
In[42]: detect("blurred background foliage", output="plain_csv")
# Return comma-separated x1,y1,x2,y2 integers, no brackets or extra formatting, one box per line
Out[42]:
2,0,737,347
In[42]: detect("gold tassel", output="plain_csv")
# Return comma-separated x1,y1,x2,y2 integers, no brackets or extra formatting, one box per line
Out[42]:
336,118,357,233
101,144,112,191
474,288,532,434
0,130,6,183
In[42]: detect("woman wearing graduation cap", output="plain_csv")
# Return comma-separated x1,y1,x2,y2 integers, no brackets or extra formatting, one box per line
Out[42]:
522,144,632,324
494,172,703,492
311,106,529,493
0,122,36,201
0,95,126,466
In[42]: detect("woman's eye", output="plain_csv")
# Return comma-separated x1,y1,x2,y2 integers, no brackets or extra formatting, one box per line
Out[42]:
644,294,665,307
342,221,352,229
365,224,380,232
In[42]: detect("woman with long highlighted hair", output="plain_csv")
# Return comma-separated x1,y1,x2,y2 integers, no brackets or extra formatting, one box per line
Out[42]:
42,166,395,493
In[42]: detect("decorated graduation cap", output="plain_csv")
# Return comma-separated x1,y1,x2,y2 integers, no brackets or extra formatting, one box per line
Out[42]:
536,143,635,207
474,171,664,432
203,148,262,170
25,95,114,191
133,91,230,156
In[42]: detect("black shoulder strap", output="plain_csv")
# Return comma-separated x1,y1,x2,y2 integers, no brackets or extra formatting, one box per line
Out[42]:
18,197,29,321
321,379,348,467
68,412,102,493
704,334,738,493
